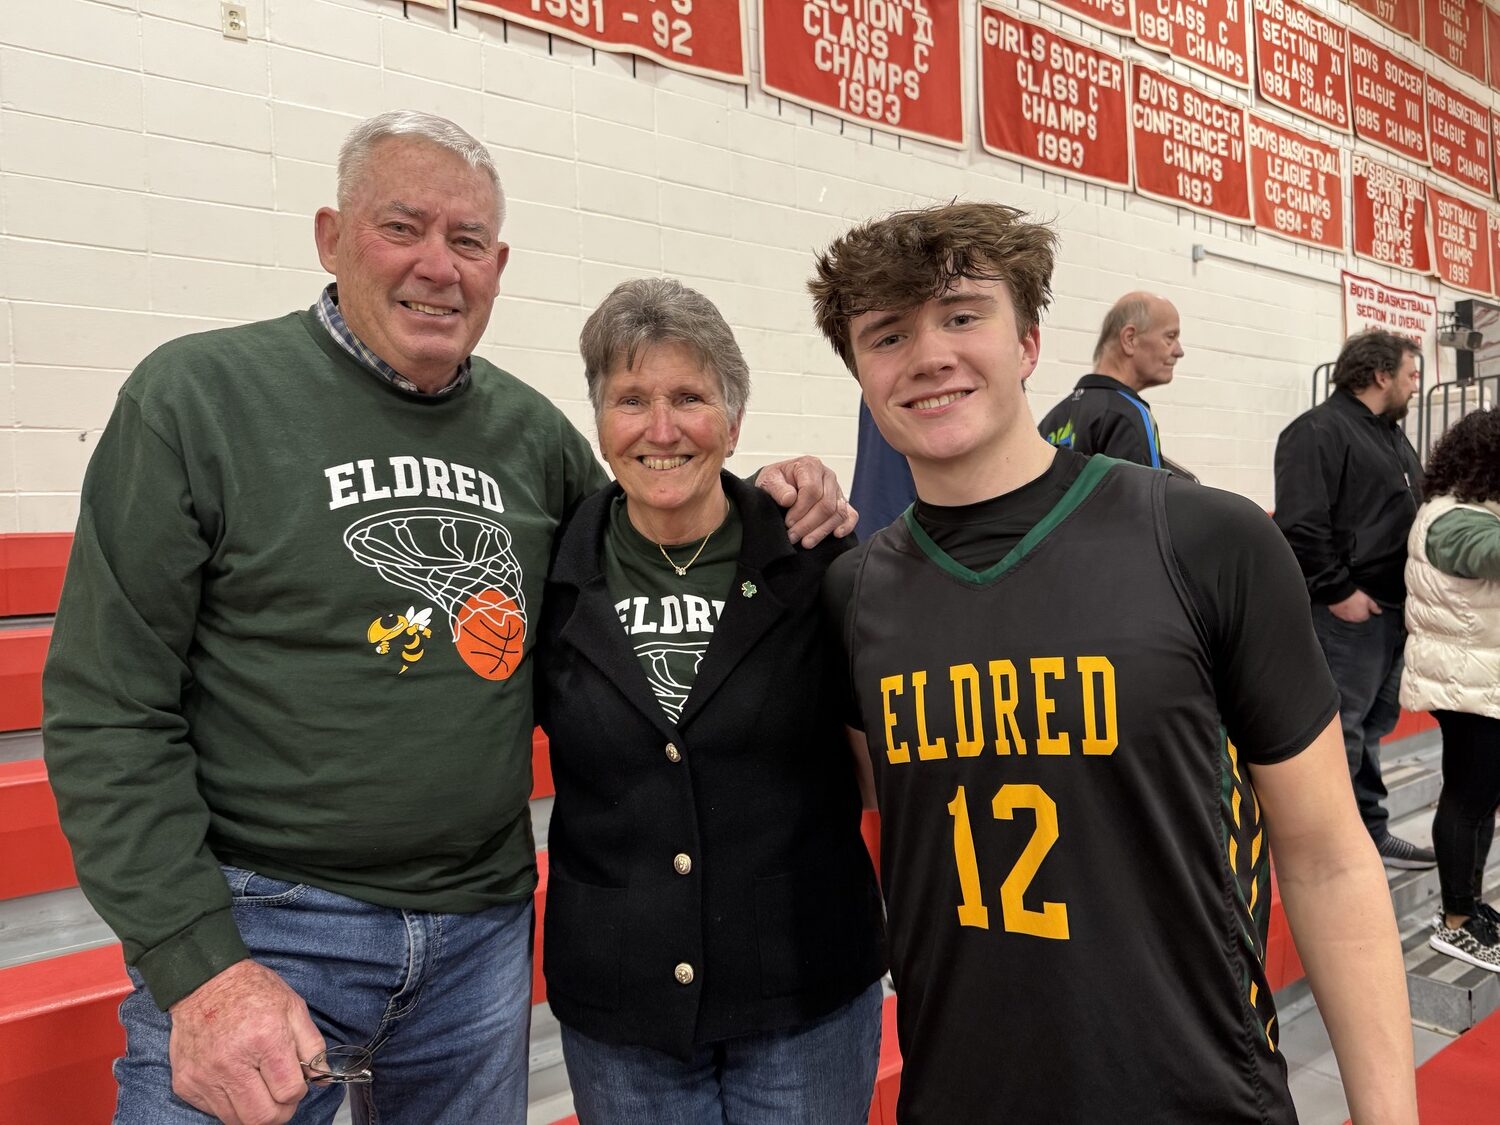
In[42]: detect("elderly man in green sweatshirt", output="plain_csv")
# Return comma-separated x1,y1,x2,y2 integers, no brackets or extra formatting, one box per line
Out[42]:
42,110,852,1125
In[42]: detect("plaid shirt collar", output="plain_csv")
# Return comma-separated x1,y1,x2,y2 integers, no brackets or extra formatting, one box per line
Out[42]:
313,284,471,397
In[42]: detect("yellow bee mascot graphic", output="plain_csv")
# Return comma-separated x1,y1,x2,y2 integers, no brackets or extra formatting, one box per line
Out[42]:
367,606,434,674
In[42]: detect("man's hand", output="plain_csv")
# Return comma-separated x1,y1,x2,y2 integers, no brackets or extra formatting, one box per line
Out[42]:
168,959,325,1125
756,456,858,547
1329,590,1382,623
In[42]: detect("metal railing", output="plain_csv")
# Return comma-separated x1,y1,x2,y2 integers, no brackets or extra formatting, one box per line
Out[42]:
1422,374,1497,457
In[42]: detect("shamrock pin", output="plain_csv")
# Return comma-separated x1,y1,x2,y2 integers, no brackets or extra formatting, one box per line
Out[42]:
740,580,758,599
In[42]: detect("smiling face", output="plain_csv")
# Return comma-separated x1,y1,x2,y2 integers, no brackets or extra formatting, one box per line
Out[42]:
314,137,508,391
849,278,1042,493
598,341,742,541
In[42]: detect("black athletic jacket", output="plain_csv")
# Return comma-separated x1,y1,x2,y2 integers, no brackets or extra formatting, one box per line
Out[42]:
1273,388,1423,607
1038,373,1163,468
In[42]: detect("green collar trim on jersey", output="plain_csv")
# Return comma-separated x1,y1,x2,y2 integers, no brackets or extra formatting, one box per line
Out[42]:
902,455,1118,585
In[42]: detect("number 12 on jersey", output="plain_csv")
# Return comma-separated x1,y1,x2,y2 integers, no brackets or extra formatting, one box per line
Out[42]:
947,783,1070,940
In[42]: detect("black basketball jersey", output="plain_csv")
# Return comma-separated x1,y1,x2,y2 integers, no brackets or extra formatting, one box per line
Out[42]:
846,457,1294,1124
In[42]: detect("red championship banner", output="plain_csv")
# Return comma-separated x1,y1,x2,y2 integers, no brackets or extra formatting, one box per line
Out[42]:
1252,0,1350,132
1489,4,1500,90
759,0,964,147
1426,76,1494,195
463,0,748,81
1424,0,1487,82
1248,115,1344,249
1349,32,1429,163
1133,0,1251,89
1129,63,1251,221
1427,184,1494,293
978,4,1130,187
1348,0,1422,38
1352,152,1432,272
1047,0,1134,34
1490,211,1500,295
1342,272,1437,372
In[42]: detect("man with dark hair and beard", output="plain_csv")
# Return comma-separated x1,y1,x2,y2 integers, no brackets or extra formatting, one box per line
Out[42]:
1275,329,1432,869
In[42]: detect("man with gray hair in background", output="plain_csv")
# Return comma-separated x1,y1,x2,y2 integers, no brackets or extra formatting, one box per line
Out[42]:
42,110,852,1125
1039,290,1185,472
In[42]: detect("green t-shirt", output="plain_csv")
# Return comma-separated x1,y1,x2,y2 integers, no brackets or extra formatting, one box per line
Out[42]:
602,493,743,722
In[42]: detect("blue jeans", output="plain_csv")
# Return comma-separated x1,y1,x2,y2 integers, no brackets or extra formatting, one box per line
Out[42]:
114,865,533,1124
1312,604,1406,838
560,980,883,1125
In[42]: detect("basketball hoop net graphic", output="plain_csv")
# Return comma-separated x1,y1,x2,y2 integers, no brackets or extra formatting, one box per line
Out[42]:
344,508,526,681
634,639,706,723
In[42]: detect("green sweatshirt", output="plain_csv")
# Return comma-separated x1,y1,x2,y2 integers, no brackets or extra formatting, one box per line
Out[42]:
43,311,605,1008
1428,506,1500,580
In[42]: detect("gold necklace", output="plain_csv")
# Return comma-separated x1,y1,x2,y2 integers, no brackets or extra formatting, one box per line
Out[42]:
656,497,728,577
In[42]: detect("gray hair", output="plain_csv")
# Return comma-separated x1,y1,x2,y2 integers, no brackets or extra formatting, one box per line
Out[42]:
579,278,751,423
1092,295,1152,365
337,110,505,228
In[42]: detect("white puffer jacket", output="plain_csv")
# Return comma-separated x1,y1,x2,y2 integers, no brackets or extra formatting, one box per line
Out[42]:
1400,495,1500,719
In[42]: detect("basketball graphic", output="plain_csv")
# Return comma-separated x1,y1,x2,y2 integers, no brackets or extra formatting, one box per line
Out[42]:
455,589,526,681
343,508,527,681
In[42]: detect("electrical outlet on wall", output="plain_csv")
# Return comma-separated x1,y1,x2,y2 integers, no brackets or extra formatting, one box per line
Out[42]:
221,2,248,40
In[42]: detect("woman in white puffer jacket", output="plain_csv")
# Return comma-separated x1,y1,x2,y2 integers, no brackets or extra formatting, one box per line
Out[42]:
1400,407,1500,972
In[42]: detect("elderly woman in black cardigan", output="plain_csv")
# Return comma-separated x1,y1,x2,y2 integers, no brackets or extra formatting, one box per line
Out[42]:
535,277,885,1124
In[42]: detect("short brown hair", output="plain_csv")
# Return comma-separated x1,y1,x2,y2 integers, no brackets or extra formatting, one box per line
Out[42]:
1331,329,1420,393
808,202,1059,376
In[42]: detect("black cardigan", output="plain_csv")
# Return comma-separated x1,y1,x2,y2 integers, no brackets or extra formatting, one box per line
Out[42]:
535,471,886,1058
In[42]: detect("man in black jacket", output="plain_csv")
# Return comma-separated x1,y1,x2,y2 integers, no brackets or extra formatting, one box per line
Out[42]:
1039,291,1184,470
1274,329,1433,868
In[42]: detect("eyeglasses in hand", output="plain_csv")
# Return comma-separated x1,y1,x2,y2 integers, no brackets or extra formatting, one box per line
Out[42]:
302,1045,374,1085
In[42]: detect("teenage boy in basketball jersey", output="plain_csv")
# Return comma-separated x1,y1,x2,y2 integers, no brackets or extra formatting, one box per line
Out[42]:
810,203,1417,1125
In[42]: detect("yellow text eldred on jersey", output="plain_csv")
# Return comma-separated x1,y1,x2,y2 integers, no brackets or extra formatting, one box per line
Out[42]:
879,656,1118,764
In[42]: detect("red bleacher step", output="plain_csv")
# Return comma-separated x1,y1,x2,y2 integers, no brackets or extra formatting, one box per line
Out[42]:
1341,1004,1500,1124
0,627,49,733
532,727,554,800
0,944,129,1125
1409,1005,1500,1124
1385,708,1438,742
0,760,77,900
533,848,549,1005
0,534,71,618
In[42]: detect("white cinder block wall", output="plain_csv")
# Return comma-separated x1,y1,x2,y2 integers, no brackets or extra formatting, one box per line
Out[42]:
0,0,1460,528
